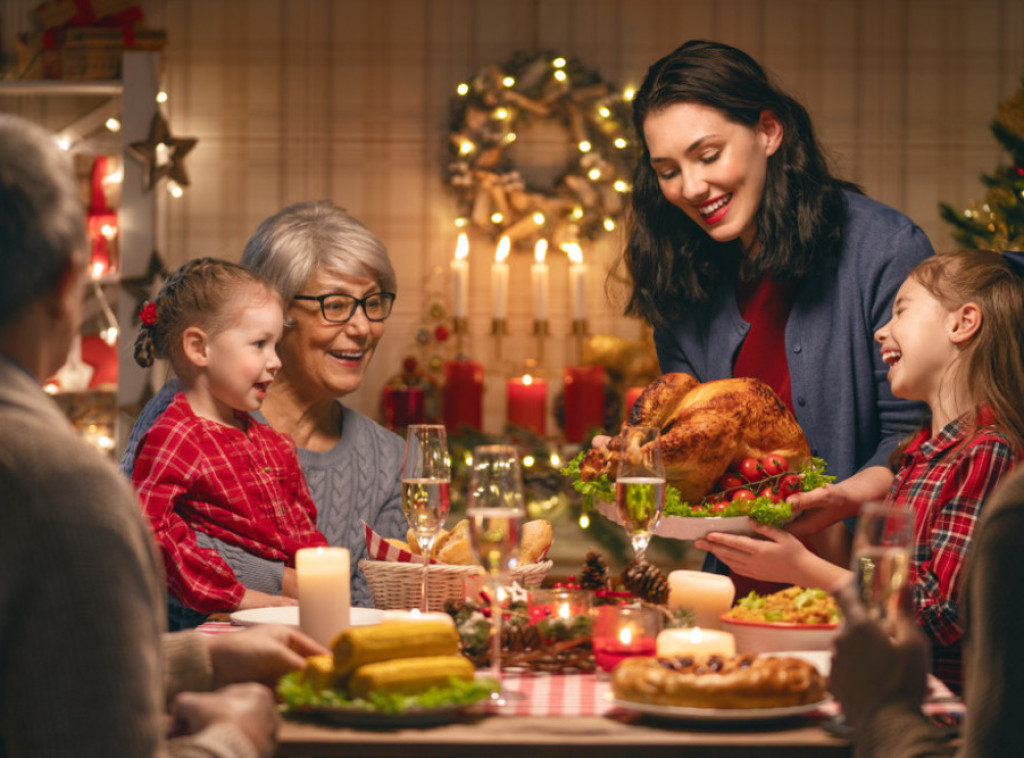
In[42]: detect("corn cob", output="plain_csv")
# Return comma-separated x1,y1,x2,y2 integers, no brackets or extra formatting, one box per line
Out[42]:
299,653,339,691
348,655,475,698
331,620,460,677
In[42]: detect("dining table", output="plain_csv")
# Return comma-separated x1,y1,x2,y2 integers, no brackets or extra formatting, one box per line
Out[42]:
197,619,964,758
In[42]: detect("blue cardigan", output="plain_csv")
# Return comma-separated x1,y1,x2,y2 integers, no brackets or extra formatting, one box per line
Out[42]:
653,191,934,485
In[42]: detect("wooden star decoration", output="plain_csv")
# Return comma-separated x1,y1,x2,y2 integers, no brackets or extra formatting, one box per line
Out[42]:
126,112,198,190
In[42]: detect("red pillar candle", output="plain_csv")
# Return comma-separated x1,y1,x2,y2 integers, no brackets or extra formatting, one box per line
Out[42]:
507,374,547,436
624,385,646,420
562,365,606,442
443,359,483,433
382,385,426,431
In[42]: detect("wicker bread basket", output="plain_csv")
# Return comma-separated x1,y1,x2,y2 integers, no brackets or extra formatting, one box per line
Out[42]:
359,559,553,610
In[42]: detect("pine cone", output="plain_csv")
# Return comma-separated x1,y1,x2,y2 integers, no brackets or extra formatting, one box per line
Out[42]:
621,558,670,605
579,549,610,591
502,621,542,651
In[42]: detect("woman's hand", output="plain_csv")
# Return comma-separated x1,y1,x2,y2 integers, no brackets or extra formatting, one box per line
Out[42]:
237,589,298,610
169,682,279,757
696,521,850,589
830,582,930,727
205,623,327,688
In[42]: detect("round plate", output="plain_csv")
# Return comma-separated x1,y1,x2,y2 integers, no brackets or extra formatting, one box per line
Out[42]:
612,697,832,722
596,502,755,541
229,606,384,628
290,702,468,727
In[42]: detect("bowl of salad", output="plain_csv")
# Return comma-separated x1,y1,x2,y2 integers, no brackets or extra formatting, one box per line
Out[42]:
720,586,842,653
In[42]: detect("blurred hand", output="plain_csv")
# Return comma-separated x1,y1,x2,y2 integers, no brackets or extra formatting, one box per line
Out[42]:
206,624,327,687
238,589,298,610
169,682,278,757
591,434,611,450
830,582,930,727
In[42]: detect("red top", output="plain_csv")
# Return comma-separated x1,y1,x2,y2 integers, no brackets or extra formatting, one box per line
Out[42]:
730,274,800,598
888,407,1018,692
132,392,327,613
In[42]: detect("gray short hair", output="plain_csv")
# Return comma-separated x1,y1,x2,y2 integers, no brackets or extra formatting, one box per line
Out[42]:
241,201,397,304
0,115,87,325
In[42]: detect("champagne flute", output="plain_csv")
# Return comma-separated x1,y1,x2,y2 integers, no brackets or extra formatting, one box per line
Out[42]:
401,424,451,612
466,443,525,703
850,500,914,626
615,424,666,561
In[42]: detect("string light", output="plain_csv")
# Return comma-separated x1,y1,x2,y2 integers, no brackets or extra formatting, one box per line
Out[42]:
490,212,504,224
502,76,515,87
588,167,601,180
532,212,545,226
553,69,567,82
104,117,121,132
603,218,616,231
578,140,592,152
553,57,566,68
155,90,168,103
167,180,184,198
457,82,469,96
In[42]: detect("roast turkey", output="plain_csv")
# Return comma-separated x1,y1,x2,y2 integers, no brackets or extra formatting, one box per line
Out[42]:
579,373,811,503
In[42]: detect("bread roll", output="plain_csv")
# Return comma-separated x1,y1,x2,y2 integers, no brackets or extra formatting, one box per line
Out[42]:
519,519,552,564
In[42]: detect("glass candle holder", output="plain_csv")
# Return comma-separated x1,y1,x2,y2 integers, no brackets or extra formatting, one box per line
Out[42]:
527,588,591,624
590,604,660,672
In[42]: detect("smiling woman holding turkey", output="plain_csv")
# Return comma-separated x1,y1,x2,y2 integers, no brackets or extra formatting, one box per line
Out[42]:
123,201,407,627
617,40,934,589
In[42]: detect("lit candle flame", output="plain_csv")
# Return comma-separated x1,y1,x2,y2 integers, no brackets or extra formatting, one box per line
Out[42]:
495,236,510,263
455,232,469,261
557,602,571,620
522,374,533,386
619,626,633,645
689,626,703,643
564,242,583,265
534,238,548,264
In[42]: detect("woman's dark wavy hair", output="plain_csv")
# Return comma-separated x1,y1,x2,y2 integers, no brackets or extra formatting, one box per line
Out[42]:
619,39,859,327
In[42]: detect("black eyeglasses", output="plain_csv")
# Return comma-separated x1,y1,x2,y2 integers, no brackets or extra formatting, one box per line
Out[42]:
293,292,396,323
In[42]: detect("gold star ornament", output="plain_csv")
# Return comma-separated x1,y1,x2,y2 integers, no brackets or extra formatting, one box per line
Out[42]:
127,112,198,190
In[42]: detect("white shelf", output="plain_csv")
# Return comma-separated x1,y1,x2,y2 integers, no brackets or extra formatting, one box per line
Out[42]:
0,79,123,96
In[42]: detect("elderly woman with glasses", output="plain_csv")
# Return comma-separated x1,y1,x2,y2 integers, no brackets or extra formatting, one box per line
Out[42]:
122,201,406,628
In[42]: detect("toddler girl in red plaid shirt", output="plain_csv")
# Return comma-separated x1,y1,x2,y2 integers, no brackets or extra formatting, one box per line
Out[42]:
131,257,327,625
697,249,1024,691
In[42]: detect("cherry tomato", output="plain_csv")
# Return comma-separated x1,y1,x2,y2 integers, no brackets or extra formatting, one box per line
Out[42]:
718,473,746,491
758,485,782,503
737,457,764,484
761,454,789,477
712,501,729,513
778,473,801,498
730,488,756,504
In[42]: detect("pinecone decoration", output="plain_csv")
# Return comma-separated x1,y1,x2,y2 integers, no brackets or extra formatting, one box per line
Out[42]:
502,622,542,652
579,549,611,591
621,558,670,605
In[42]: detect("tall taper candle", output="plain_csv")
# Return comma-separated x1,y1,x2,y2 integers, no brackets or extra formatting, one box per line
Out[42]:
491,236,510,320
530,238,549,321
451,232,469,319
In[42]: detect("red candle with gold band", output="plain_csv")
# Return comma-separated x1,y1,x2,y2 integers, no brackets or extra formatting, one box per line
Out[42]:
507,374,547,436
443,359,483,433
562,365,605,442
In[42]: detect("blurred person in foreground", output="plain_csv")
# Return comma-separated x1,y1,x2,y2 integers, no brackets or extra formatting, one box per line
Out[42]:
0,113,325,758
831,465,1024,757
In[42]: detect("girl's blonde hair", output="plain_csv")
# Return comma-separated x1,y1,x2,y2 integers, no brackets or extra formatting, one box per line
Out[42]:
133,257,281,375
909,249,1024,456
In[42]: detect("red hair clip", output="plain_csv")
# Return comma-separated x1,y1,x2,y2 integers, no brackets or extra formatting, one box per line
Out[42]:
139,302,158,327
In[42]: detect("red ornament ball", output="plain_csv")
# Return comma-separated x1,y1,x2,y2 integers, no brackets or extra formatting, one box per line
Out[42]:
434,325,450,342
402,356,418,374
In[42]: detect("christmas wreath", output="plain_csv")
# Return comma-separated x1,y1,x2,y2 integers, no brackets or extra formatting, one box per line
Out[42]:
444,50,637,248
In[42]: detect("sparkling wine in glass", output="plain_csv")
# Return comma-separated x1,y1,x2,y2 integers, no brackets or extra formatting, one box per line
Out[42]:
850,500,914,626
401,424,451,612
615,424,666,560
466,443,525,703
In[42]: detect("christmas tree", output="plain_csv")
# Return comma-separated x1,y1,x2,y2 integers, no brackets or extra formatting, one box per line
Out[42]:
939,77,1024,250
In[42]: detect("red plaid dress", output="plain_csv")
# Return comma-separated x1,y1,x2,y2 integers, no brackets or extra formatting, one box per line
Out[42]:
132,392,327,613
888,407,1019,692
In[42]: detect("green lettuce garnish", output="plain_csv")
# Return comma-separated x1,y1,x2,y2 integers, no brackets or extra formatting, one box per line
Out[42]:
561,452,834,527
276,671,498,715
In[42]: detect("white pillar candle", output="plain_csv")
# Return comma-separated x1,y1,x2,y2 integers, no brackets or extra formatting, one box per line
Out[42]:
296,546,350,647
451,232,469,319
491,236,510,320
380,609,455,626
667,570,736,629
564,242,587,321
530,238,549,320
657,627,736,658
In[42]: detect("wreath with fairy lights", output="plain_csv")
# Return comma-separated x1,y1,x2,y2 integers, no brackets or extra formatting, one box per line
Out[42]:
444,50,638,248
